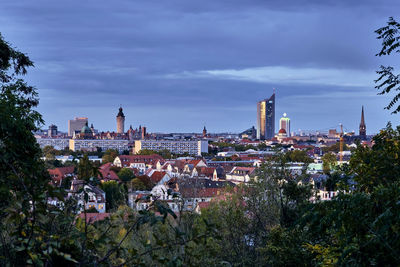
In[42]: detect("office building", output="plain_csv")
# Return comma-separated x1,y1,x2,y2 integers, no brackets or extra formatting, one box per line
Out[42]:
257,93,275,140
68,117,88,136
134,140,208,156
116,107,125,134
48,124,58,137
279,113,291,137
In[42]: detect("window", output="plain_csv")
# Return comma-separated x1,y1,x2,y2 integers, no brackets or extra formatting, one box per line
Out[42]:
98,204,104,210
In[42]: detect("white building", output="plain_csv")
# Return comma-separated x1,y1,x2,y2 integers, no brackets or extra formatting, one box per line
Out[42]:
134,140,208,156
36,137,70,150
69,139,129,153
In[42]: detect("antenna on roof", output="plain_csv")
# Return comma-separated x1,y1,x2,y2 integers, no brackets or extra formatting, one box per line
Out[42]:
273,88,276,94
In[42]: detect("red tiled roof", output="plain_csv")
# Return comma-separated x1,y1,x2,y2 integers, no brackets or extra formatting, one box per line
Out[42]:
197,167,216,178
48,166,75,184
149,171,167,184
117,154,164,167
189,159,203,167
181,187,222,198
98,163,119,181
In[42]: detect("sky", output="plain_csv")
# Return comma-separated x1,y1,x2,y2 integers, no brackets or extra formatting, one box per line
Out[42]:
1,0,399,134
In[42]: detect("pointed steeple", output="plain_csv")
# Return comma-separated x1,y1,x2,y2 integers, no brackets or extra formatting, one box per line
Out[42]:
359,106,366,139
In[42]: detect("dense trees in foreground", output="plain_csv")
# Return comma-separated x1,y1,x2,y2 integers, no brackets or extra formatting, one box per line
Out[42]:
1,18,400,266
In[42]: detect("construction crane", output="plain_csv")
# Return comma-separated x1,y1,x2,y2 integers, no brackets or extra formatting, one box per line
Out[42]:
339,123,344,163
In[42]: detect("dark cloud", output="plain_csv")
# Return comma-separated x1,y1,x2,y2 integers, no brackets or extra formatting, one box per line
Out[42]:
0,0,398,133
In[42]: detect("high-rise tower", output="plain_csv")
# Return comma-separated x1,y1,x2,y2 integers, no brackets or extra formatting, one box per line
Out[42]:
279,113,291,137
359,106,366,140
116,107,125,134
257,93,275,140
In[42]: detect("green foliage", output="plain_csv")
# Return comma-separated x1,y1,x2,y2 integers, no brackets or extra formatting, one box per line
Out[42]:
136,175,154,190
350,123,400,192
137,148,172,158
285,150,313,163
322,152,337,174
130,178,146,190
101,149,119,164
322,142,349,153
117,167,135,183
85,207,99,213
100,181,126,211
375,17,400,113
77,153,94,181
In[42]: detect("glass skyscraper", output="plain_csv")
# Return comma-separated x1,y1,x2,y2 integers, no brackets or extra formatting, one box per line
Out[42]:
257,93,275,140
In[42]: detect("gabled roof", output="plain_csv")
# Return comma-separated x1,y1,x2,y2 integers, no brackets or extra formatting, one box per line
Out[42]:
229,166,256,175
48,166,75,179
98,163,119,181
117,154,164,166
149,171,168,184
180,187,222,198
196,167,216,178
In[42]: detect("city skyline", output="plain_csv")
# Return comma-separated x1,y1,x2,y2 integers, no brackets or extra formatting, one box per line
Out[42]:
1,1,399,133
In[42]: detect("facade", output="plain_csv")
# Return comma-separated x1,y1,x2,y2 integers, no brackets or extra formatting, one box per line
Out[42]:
134,140,208,156
359,106,366,140
116,107,125,134
257,93,275,140
36,137,70,150
69,179,106,213
69,139,129,153
48,124,58,137
279,113,290,137
68,117,88,136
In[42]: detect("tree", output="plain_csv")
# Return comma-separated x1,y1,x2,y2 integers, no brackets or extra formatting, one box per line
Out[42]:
42,145,58,159
101,149,119,164
0,33,191,266
322,142,349,153
350,123,400,192
285,150,313,163
130,178,146,190
100,181,126,211
136,175,154,190
375,17,400,113
0,33,75,265
322,152,337,174
77,153,94,181
118,168,135,183
136,149,157,155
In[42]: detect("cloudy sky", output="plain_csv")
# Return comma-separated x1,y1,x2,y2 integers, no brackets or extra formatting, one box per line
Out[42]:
1,0,399,134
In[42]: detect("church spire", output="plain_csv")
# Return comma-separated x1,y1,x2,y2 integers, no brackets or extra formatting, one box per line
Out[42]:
359,106,366,139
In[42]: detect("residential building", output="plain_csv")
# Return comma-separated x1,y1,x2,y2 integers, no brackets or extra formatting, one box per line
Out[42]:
225,166,256,183
113,154,164,168
69,179,106,213
36,137,70,150
48,166,75,186
134,139,208,156
69,138,129,153
257,93,275,140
